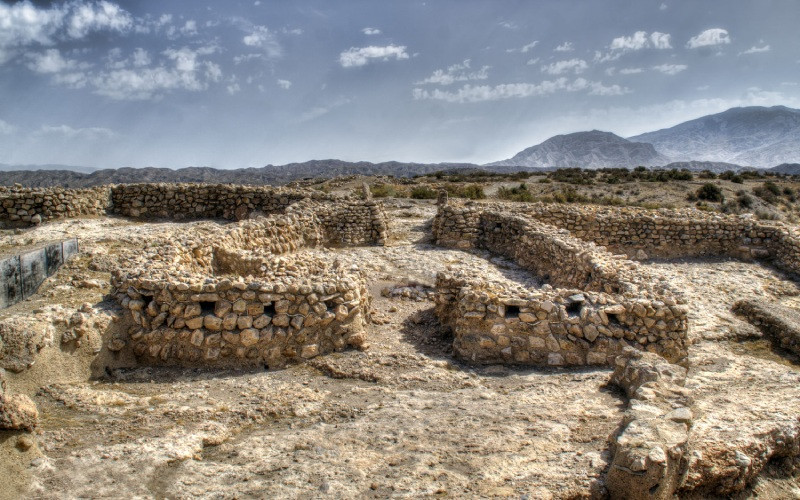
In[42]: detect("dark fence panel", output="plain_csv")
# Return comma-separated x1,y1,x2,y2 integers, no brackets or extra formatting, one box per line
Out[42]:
0,238,78,309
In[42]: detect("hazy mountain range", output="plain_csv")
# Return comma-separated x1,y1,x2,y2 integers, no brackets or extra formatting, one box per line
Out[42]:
2,106,799,187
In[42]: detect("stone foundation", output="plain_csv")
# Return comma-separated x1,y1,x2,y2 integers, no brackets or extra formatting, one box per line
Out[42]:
434,205,688,367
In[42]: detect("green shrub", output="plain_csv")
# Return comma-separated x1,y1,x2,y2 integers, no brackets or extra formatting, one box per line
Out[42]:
371,184,398,198
695,183,724,202
497,183,535,202
459,184,485,199
410,186,437,199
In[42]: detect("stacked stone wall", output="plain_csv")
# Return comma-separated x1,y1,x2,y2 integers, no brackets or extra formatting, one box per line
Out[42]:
0,186,110,226
433,204,689,367
110,204,375,368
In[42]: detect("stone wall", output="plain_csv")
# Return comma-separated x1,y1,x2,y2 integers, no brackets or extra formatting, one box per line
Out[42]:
0,186,110,226
109,183,335,220
433,204,689,367
518,203,800,274
733,299,800,357
109,202,380,368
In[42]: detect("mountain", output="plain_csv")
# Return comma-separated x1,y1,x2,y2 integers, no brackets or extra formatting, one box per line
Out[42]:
0,160,500,188
770,163,800,175
488,130,669,169
629,106,800,167
0,163,97,174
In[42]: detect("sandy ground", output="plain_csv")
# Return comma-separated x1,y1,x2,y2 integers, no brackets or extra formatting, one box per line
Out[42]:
1,201,800,499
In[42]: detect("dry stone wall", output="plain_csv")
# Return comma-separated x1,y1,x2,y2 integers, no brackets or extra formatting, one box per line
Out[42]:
0,186,110,226
433,204,689,367
109,200,385,368
518,203,800,274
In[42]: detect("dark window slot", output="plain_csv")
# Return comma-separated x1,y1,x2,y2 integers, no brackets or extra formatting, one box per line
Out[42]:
199,301,216,315
505,305,520,318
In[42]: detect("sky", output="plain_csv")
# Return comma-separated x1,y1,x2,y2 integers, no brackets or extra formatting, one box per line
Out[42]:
0,0,799,169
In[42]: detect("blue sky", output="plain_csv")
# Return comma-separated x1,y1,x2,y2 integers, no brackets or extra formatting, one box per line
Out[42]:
0,0,798,169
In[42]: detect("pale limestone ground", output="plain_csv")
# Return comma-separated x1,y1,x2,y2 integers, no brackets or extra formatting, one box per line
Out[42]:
1,200,800,498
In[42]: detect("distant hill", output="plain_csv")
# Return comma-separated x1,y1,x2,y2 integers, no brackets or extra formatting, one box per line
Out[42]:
629,106,800,167
0,163,98,174
0,160,508,188
488,130,669,169
769,163,800,175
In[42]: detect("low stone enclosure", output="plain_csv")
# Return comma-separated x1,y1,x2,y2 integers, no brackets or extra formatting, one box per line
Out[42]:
433,200,800,368
109,197,388,368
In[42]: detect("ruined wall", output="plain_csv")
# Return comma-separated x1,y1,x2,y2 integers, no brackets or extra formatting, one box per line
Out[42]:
0,239,79,309
109,203,379,368
0,186,110,226
109,183,336,220
517,203,800,274
433,205,689,367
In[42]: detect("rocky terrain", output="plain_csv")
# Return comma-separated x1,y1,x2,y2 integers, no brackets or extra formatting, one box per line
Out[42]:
2,198,800,498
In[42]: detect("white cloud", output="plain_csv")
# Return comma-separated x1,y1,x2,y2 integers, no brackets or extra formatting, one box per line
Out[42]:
660,3,668,10
53,45,222,100
298,97,351,122
35,124,115,140
242,25,281,58
652,63,687,75
541,59,587,75
0,1,131,65
66,1,131,38
554,42,574,52
526,57,540,65
412,77,628,103
416,59,489,85
498,21,517,30
226,83,240,95
277,79,292,89
25,48,85,73
507,41,538,53
740,44,770,55
233,53,263,64
362,27,381,35
132,48,150,67
597,31,672,62
180,20,197,36
619,67,644,75
686,28,730,48
339,45,409,68
0,119,15,135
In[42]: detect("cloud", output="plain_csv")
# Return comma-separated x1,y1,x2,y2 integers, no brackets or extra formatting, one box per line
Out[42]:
180,20,197,36
242,25,281,58
652,63,687,75
619,67,644,75
25,48,86,73
686,28,730,48
507,41,538,53
362,27,381,35
0,119,15,135
0,0,132,64
541,58,587,75
596,31,672,62
740,44,770,55
416,59,489,85
526,57,540,65
277,79,292,89
339,45,408,67
35,124,115,140
66,1,131,38
498,21,518,30
52,45,222,100
660,3,668,10
298,97,351,122
554,42,574,52
226,83,240,95
412,77,629,103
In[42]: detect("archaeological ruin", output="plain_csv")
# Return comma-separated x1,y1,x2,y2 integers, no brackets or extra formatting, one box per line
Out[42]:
3,182,800,498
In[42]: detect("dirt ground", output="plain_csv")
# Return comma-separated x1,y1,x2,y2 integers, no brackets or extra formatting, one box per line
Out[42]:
2,200,800,499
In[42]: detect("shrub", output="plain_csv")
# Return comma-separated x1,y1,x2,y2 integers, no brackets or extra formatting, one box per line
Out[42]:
497,183,535,202
456,184,485,200
696,183,724,202
410,186,438,199
737,192,754,209
371,184,398,198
